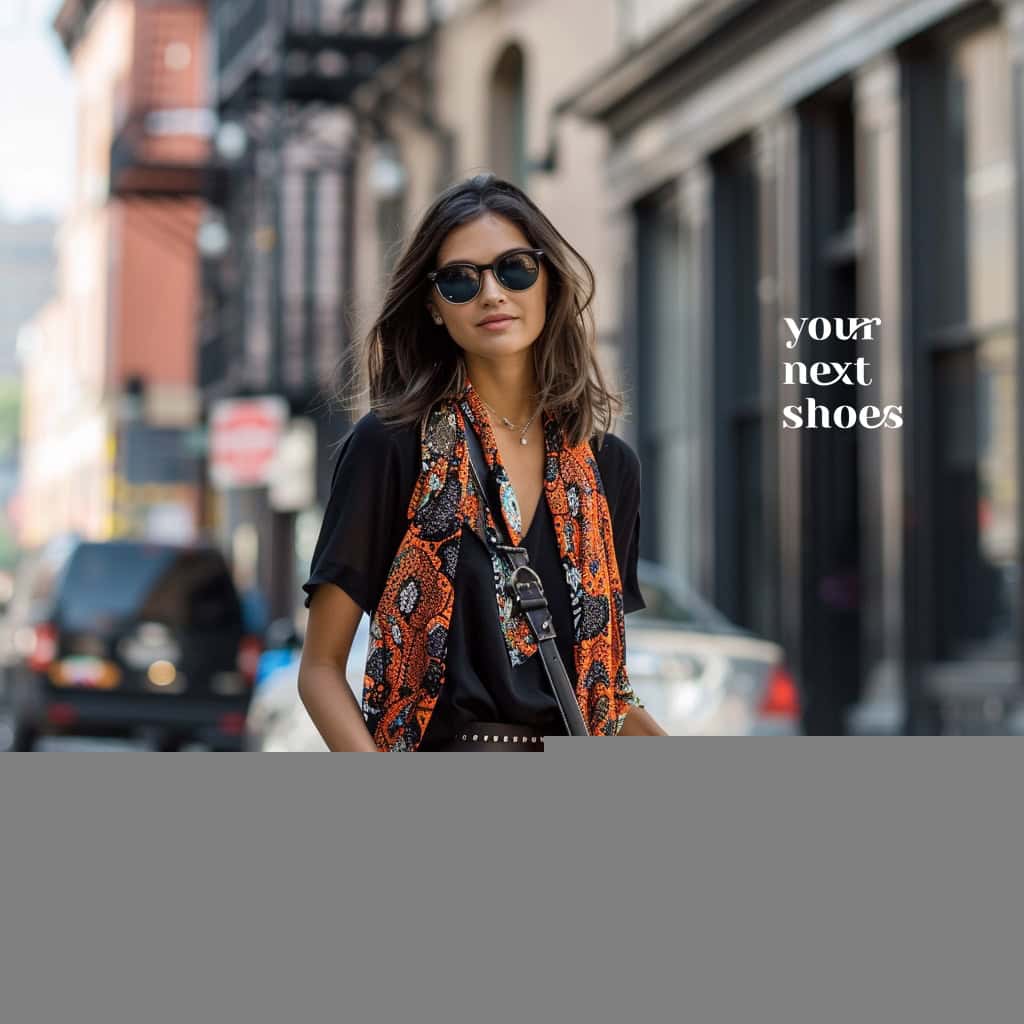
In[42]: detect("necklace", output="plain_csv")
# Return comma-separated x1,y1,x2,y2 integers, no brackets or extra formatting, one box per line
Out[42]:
477,395,541,446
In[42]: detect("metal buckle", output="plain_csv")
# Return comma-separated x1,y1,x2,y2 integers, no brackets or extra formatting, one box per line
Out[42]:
509,564,542,592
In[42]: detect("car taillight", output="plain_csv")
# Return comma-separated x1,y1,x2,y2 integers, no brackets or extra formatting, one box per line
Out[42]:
758,664,801,719
218,711,247,736
237,635,263,686
47,703,79,727
27,622,58,673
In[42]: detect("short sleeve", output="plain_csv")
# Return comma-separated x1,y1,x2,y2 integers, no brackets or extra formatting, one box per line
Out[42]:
594,434,647,615
301,412,415,614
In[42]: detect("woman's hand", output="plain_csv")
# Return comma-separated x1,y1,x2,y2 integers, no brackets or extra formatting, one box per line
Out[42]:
298,662,379,751
619,705,670,736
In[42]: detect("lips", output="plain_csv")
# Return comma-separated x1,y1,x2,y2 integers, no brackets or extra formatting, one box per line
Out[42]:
478,315,516,326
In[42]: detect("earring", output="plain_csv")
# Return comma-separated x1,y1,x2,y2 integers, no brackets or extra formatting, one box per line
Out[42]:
432,314,443,325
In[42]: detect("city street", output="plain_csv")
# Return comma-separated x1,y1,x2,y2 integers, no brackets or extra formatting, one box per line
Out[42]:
0,708,217,750
3,1,1024,738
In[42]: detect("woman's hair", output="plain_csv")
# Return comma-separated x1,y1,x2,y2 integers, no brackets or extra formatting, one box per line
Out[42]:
329,172,625,449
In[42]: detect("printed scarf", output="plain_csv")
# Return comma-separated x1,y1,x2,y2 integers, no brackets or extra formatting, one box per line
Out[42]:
362,377,640,750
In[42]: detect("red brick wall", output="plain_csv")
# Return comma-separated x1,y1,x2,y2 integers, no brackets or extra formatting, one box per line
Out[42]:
111,196,201,386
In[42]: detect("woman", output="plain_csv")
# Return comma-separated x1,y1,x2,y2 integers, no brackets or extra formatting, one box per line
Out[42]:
298,173,668,750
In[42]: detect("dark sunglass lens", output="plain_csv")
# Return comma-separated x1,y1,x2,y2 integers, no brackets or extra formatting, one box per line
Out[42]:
497,251,540,290
436,266,479,303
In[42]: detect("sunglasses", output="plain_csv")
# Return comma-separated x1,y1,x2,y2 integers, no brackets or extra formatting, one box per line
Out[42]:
427,248,545,304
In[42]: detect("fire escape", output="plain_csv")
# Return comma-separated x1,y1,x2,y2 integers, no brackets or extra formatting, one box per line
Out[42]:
202,0,444,620
201,0,443,408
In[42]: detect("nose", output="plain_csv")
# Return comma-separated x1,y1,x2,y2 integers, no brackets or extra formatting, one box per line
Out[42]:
478,267,505,302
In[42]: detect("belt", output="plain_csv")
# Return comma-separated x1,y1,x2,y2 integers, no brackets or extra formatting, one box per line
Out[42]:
435,721,545,751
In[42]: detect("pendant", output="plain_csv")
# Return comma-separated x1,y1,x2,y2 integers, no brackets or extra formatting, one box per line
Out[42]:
520,436,528,445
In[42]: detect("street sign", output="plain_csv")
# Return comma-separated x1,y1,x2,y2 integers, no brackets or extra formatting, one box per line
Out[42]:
208,396,288,489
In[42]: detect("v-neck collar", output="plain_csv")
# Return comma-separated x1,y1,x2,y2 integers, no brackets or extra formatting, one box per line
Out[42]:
521,492,545,545
461,378,556,549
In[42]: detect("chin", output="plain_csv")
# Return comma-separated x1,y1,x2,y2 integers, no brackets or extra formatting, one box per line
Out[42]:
465,334,537,357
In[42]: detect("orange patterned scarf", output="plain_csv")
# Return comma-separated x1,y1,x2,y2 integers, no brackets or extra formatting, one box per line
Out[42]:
362,377,639,750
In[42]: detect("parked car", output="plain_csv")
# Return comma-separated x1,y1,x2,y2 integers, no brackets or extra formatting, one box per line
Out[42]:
2,537,263,750
626,560,799,735
246,561,799,750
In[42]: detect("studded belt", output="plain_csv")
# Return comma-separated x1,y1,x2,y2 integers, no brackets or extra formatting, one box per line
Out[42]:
436,721,545,751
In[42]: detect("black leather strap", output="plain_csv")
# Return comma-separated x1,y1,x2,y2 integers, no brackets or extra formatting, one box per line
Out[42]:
463,420,589,736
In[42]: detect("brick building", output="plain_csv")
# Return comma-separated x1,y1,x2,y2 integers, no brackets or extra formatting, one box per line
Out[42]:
18,0,209,548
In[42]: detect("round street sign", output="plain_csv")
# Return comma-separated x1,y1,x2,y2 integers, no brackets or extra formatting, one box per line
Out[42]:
208,397,288,488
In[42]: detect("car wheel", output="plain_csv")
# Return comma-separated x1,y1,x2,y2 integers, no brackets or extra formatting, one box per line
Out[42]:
12,719,39,751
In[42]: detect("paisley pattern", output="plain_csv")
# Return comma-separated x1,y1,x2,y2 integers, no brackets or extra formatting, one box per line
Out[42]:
362,377,642,750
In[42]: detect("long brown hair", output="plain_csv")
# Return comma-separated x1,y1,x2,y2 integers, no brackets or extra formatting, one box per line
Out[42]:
330,172,625,449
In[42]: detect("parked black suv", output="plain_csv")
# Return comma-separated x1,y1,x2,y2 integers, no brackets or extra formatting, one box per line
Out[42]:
2,537,262,750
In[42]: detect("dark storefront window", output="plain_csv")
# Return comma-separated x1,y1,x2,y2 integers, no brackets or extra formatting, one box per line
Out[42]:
711,139,765,634
914,22,1017,663
931,341,1016,659
797,86,863,730
635,184,689,576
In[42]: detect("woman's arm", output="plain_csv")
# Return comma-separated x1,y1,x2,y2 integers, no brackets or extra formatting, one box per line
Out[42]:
298,583,378,751
619,704,670,736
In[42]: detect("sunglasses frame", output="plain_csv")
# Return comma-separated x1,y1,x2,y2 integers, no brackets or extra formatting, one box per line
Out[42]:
427,247,545,304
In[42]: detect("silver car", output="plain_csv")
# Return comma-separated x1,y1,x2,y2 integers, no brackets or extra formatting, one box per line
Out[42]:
626,560,799,736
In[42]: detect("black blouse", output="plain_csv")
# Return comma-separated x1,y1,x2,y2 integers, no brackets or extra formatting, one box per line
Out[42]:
301,410,647,746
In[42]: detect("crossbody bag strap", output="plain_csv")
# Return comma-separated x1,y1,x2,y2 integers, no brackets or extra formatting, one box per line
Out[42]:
462,419,590,736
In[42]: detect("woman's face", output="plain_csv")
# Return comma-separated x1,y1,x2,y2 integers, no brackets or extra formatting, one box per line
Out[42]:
426,212,548,363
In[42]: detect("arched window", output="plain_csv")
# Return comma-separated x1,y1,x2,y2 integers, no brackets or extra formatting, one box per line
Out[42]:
488,44,527,187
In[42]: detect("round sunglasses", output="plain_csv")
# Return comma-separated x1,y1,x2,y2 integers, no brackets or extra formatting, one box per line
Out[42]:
427,248,545,304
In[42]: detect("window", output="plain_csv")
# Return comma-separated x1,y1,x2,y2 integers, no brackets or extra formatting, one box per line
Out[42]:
711,139,766,636
914,22,1017,662
56,544,241,633
488,44,527,186
371,140,407,278
635,183,692,579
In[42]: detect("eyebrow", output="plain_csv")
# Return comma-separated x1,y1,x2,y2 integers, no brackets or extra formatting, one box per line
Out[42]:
436,246,532,269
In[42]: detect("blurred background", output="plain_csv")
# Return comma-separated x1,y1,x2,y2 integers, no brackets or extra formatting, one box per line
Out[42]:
1,0,1022,747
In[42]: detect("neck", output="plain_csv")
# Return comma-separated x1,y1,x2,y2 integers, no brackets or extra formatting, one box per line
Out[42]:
464,353,537,424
